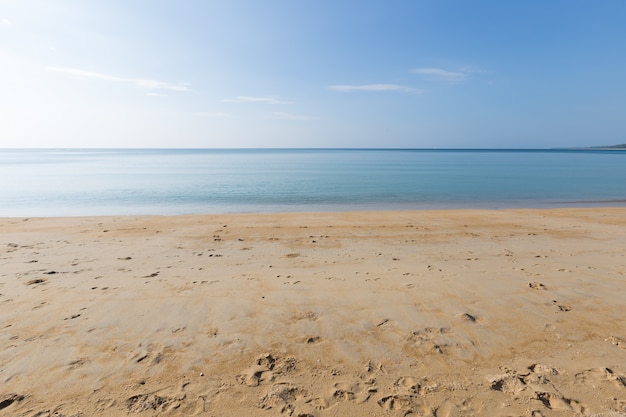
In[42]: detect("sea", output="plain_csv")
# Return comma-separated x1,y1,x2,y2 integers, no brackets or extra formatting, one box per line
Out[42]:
1,148,625,217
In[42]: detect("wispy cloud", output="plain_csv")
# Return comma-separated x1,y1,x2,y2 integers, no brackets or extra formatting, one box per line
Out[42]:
222,96,293,105
273,112,319,121
328,84,422,94
47,67,190,92
197,111,234,118
412,67,472,83
1,18,13,26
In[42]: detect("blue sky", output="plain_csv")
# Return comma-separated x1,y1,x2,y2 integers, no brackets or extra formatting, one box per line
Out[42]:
1,0,625,148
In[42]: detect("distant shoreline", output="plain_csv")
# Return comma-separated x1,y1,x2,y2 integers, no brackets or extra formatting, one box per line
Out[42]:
583,143,626,150
554,144,626,150
587,146,626,150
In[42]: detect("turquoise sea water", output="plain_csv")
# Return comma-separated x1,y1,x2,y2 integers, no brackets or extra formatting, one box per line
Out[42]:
1,149,625,217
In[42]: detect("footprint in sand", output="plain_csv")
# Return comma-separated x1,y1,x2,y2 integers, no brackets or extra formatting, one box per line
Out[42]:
394,376,438,395
330,379,377,405
258,382,306,415
534,391,584,413
129,344,165,365
306,377,377,411
488,374,527,396
305,396,330,410
332,382,357,402
377,394,416,412
237,365,269,387
328,378,378,404
575,367,626,389
396,376,423,393
126,393,183,413
237,354,297,387
606,335,626,350
95,398,117,412
553,301,572,312
407,327,453,355
291,311,319,322
303,336,321,344
0,394,25,411
488,363,585,413
489,363,558,396
457,312,483,323
529,281,547,290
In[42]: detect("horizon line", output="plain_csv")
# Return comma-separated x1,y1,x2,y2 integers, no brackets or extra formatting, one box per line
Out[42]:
1,146,625,151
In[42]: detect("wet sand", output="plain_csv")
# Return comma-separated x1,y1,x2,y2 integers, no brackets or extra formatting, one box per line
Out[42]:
1,208,626,416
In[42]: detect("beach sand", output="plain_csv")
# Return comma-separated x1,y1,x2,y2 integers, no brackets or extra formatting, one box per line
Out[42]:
1,208,626,416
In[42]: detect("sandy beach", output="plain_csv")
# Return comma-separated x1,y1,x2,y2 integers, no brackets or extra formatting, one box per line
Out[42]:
1,208,626,417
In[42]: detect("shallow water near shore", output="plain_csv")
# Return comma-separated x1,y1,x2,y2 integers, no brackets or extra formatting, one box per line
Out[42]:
1,148,625,216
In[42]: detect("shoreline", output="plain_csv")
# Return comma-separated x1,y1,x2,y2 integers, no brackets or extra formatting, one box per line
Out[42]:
2,208,626,416
4,203,626,220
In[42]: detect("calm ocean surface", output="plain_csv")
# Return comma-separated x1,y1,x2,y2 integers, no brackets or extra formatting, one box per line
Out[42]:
1,148,625,217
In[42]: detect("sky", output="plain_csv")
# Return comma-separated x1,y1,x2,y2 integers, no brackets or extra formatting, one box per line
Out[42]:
1,0,626,149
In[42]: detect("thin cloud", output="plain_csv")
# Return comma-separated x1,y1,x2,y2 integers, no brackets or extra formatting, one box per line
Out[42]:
273,112,319,121
197,111,234,118
47,67,190,92
1,18,13,26
328,84,422,94
412,67,471,83
222,96,293,105
134,79,189,91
